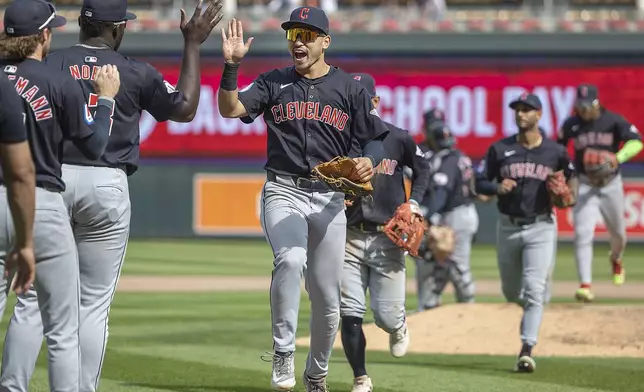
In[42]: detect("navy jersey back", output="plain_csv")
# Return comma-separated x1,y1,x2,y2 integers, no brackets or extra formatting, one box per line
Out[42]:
557,109,641,175
44,45,185,175
0,59,96,191
421,148,474,214
346,123,430,226
238,66,388,176
483,136,575,218
0,73,28,144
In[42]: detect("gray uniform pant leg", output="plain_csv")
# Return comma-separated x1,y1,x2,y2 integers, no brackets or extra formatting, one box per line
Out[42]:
0,187,81,392
260,179,346,378
341,228,406,333
496,214,556,347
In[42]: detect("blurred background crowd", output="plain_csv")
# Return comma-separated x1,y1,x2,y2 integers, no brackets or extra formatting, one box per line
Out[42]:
2,0,643,34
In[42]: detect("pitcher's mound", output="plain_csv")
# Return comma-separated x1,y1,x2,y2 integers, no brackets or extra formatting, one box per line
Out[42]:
296,303,644,357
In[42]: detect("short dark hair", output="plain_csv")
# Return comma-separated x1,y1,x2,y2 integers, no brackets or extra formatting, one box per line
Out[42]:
79,15,113,38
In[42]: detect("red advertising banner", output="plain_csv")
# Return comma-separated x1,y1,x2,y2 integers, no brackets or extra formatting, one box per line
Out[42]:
139,60,644,161
555,179,644,240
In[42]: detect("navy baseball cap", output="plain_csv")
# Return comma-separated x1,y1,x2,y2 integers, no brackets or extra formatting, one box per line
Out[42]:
509,93,542,111
281,6,329,35
423,108,446,125
4,0,67,37
575,84,599,107
81,0,137,22
351,73,377,97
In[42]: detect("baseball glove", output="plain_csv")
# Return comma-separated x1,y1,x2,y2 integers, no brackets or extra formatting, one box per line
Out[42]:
546,170,575,208
311,157,374,197
426,225,455,263
583,148,618,187
383,202,427,257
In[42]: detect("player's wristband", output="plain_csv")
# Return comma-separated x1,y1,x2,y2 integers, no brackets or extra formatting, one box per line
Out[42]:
220,62,240,91
96,97,115,111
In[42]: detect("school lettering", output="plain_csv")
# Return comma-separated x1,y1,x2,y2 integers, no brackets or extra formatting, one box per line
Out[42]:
6,76,52,122
270,102,349,131
500,162,552,181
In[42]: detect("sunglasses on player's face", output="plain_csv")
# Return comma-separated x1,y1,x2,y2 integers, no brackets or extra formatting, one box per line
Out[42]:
286,28,323,43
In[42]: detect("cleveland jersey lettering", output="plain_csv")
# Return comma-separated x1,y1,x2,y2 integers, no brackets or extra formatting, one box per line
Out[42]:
558,109,641,175
346,123,430,227
43,45,185,175
238,66,388,177
484,136,575,218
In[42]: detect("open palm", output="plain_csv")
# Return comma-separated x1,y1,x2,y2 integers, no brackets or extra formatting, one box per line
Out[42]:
221,18,253,63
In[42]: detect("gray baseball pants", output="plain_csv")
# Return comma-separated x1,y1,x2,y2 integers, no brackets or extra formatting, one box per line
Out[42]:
496,213,556,347
340,227,406,333
260,173,346,378
0,165,130,392
415,203,479,310
0,187,81,392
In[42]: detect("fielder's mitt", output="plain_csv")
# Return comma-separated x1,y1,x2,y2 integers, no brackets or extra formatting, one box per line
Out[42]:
311,157,374,197
583,148,618,187
383,202,426,257
546,170,575,208
426,225,455,263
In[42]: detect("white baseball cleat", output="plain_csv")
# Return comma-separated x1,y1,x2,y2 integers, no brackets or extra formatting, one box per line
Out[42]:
262,351,296,391
516,355,536,373
351,375,373,392
389,322,410,358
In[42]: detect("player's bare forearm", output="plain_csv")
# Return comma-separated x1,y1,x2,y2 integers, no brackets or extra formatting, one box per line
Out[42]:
217,88,247,118
0,142,35,249
171,41,201,122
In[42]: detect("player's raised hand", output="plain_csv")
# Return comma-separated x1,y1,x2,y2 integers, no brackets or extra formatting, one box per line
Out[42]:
94,65,121,99
5,246,35,294
352,157,375,182
180,0,224,45
222,18,253,64
497,178,517,195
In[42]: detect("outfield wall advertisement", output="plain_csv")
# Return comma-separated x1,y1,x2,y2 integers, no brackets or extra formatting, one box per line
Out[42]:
140,60,644,161
191,174,644,241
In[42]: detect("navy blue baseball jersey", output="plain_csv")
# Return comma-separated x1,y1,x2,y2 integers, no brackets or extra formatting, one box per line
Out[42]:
44,44,186,175
346,123,430,226
420,148,475,214
238,66,388,176
0,74,28,144
557,109,641,175
483,136,576,218
0,59,104,191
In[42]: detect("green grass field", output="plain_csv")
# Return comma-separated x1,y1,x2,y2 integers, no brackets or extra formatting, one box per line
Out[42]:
4,239,644,392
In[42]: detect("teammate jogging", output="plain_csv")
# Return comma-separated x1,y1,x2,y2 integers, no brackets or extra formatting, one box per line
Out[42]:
0,74,36,301
217,9,388,392
415,120,479,310
0,0,224,390
481,93,577,373
557,84,643,302
0,1,120,390
340,73,429,392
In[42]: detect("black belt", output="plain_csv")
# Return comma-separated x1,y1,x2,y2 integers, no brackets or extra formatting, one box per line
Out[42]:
350,222,385,232
506,214,550,226
267,171,329,191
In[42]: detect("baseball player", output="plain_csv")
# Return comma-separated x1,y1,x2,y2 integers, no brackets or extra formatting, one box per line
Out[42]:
0,74,36,299
0,0,223,390
217,9,389,392
481,93,577,373
339,73,430,392
0,1,121,390
557,84,643,302
415,120,479,310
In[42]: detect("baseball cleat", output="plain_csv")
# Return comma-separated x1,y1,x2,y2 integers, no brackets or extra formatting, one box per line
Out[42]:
575,287,595,303
303,372,328,392
351,375,373,392
516,356,536,373
262,351,296,391
611,258,625,286
389,322,410,358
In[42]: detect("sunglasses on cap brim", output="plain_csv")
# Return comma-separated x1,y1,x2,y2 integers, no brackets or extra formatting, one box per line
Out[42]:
286,28,325,43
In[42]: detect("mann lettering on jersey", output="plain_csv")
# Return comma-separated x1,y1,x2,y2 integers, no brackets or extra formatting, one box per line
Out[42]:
270,101,349,131
5,75,53,121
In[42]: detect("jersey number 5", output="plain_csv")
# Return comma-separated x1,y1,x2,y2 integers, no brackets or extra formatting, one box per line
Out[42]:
88,93,115,135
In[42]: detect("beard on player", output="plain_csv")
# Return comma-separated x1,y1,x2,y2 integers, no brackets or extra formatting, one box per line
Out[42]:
514,103,542,134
